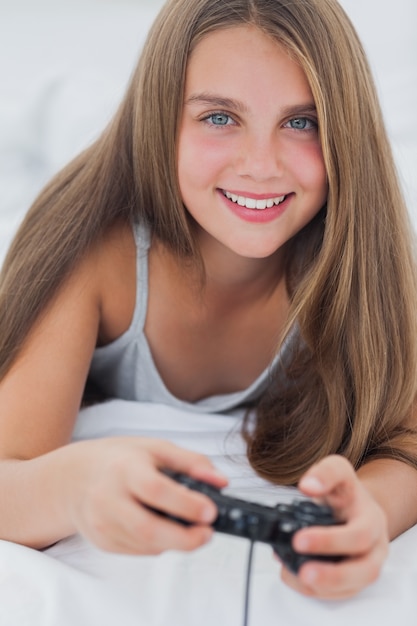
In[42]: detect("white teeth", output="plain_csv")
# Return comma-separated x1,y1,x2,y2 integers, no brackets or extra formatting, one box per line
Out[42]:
224,191,286,210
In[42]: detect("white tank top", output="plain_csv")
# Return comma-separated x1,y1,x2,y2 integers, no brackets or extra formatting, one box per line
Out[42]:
88,222,292,414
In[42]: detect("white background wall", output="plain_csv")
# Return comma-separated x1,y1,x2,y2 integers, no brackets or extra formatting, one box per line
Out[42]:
0,0,416,263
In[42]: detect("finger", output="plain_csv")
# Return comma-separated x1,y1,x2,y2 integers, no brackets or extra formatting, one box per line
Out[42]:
144,439,228,487
295,546,387,599
130,467,219,525
86,496,214,555
281,550,384,600
298,455,359,511
280,566,316,598
128,506,215,554
293,516,383,557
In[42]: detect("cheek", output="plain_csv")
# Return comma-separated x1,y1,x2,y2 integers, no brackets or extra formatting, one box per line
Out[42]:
178,130,234,188
286,140,327,193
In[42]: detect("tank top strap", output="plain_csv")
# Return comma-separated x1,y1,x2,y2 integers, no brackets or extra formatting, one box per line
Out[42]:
131,221,151,332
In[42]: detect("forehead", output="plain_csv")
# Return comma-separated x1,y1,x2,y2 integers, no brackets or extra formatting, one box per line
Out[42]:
184,25,313,103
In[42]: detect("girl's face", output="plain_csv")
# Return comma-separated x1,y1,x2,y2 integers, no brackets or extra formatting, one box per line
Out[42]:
177,25,328,261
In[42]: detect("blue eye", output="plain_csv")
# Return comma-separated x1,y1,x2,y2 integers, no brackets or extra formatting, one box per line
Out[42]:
286,117,317,131
205,113,233,126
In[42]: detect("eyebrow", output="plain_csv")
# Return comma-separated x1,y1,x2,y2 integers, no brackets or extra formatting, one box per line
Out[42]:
184,92,317,118
185,93,249,113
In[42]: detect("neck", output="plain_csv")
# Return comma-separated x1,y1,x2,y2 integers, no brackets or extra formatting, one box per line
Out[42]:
151,230,288,317
196,227,287,306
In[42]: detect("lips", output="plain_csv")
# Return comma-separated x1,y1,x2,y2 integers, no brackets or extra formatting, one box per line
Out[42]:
222,190,287,210
219,188,292,224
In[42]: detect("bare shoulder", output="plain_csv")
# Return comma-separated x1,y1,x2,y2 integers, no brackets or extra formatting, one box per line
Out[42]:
94,219,137,346
0,227,125,460
0,220,137,460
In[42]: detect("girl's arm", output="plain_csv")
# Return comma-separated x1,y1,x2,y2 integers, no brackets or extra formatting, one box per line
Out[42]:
357,457,417,539
0,233,225,551
0,250,101,546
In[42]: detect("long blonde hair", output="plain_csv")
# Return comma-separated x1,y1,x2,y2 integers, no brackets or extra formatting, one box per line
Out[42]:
1,0,416,483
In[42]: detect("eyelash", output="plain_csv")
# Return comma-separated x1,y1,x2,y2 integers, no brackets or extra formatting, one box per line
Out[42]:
200,112,318,132
283,117,318,132
201,112,236,127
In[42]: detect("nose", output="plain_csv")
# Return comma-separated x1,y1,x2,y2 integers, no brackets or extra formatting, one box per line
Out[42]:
235,131,283,182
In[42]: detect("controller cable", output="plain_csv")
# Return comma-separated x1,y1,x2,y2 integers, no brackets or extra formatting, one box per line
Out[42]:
243,540,255,626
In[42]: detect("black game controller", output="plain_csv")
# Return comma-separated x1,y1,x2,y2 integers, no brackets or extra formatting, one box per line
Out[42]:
158,470,343,574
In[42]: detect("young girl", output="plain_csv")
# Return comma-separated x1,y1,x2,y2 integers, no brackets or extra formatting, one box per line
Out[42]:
0,0,417,602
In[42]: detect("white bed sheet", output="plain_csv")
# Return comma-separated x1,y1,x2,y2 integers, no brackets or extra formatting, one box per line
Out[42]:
0,400,416,626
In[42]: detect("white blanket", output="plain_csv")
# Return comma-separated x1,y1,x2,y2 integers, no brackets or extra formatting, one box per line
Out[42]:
1,400,416,626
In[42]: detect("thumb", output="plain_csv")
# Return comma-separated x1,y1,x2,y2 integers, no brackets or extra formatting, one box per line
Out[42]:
298,455,357,510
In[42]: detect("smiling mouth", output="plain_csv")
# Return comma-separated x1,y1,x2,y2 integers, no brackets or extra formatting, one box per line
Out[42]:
222,190,287,210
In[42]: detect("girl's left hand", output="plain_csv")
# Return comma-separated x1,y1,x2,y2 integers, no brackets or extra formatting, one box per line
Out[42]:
279,455,389,599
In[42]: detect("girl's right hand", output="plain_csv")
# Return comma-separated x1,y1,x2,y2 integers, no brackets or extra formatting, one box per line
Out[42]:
66,437,227,555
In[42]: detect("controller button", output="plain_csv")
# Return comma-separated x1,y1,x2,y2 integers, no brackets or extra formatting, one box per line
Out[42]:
297,501,320,514
275,504,291,514
229,508,243,520
280,521,298,534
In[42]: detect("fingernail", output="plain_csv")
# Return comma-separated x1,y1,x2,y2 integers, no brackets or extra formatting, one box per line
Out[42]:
299,476,324,492
201,527,214,543
294,535,310,552
196,467,227,483
201,506,217,523
211,469,228,481
302,567,318,585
